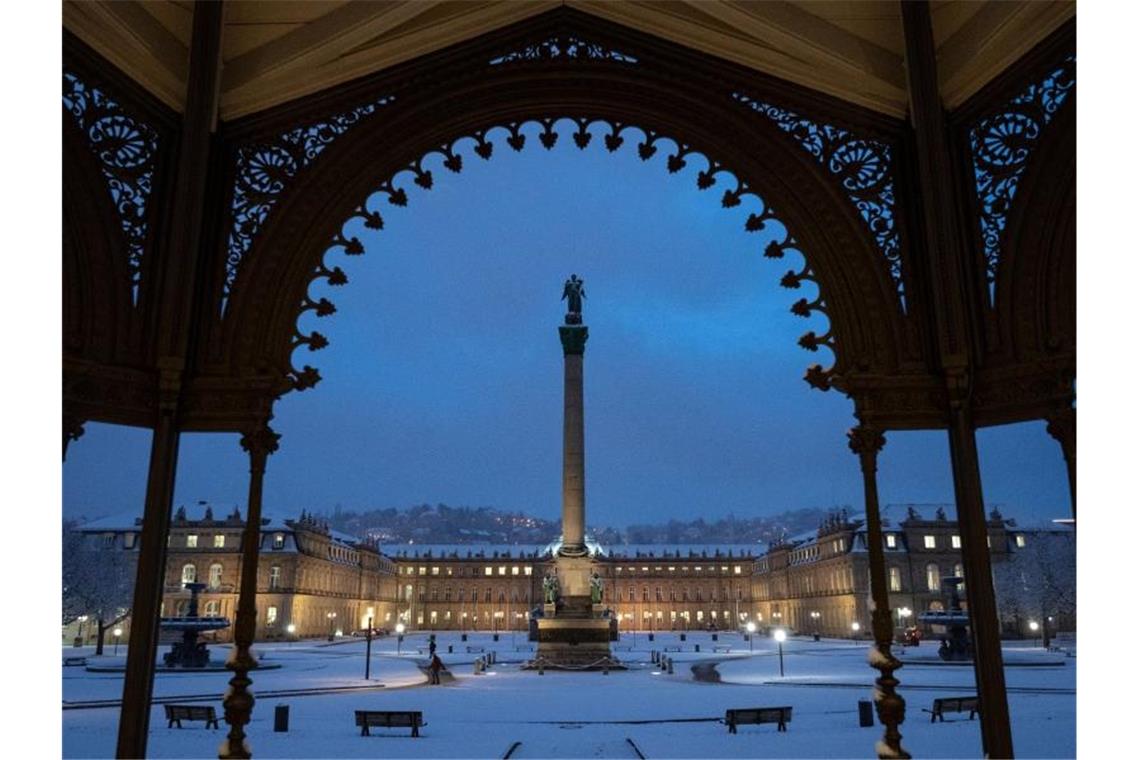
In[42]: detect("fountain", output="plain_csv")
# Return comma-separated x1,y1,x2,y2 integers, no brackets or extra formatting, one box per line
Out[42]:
160,582,231,668
917,576,974,661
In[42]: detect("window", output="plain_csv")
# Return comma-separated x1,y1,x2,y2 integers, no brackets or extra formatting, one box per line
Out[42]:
511,566,519,575
272,534,285,549
954,564,964,582
924,535,936,549
1016,534,1026,548
266,606,278,625
418,566,426,576
885,534,897,549
926,564,940,592
733,565,742,575
484,567,493,576
124,533,137,549
214,534,225,548
889,566,902,592
484,588,492,602
524,566,533,576
181,564,197,584
204,600,220,617
269,565,281,590
498,566,507,576
186,534,198,548
951,535,961,549
431,567,439,576
208,563,223,590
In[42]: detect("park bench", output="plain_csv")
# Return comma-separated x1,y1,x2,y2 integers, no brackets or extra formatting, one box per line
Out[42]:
713,645,732,653
63,656,87,667
725,706,792,733
164,704,219,729
663,645,682,652
466,646,485,653
354,710,425,737
923,696,979,722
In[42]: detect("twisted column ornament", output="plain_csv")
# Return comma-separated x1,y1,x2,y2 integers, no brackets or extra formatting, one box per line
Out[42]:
848,424,910,759
220,424,280,759
1046,406,1076,519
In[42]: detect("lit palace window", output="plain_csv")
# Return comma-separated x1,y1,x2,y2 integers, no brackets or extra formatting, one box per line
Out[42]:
511,567,519,575
431,567,439,575
181,564,196,585
273,534,285,549
926,564,940,592
951,535,961,549
214,534,225,548
889,566,902,592
885,534,897,548
484,567,493,576
186,534,198,548
524,566,533,576
924,535,937,549
269,565,281,590
1016,535,1026,548
266,606,278,625
208,563,223,589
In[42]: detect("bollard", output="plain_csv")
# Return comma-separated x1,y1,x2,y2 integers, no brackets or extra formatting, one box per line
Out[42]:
712,633,719,641
461,633,467,642
603,664,609,675
274,704,289,733
667,658,674,674
539,661,545,675
680,633,687,642
493,634,499,642
813,633,821,642
694,644,700,652
858,700,874,728
648,633,654,642
652,650,658,664
448,645,453,654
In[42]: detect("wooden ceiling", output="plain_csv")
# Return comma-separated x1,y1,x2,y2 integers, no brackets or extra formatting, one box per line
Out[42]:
63,0,1075,121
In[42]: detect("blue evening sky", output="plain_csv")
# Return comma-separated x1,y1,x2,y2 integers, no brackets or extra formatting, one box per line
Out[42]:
62,122,1070,528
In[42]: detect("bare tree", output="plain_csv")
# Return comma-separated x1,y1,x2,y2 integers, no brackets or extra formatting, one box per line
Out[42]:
994,530,1075,648
62,522,136,654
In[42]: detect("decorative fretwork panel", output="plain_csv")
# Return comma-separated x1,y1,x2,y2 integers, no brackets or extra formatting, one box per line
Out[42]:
62,71,159,303
490,34,638,65
291,119,837,394
223,95,396,311
732,93,903,305
968,55,1075,290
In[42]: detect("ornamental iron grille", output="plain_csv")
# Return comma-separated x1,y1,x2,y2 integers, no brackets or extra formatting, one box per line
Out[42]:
291,118,836,394
222,94,397,312
731,93,903,306
62,71,159,303
968,54,1075,294
489,34,638,65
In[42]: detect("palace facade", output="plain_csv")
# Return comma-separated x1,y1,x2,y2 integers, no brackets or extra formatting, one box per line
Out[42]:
76,504,1062,641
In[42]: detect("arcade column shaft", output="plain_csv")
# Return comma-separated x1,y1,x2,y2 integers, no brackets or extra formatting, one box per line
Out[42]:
559,325,588,556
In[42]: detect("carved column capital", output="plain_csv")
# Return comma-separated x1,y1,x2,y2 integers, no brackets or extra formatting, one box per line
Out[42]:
240,425,280,468
848,425,886,473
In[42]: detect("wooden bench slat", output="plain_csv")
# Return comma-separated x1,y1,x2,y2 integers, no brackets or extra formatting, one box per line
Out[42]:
164,704,219,729
354,710,424,737
725,706,792,733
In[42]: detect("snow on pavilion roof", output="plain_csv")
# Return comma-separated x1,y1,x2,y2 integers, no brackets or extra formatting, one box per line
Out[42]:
63,1,1074,121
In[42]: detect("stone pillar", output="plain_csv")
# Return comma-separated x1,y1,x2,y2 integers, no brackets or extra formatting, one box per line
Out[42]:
220,424,279,759
558,324,588,557
848,426,909,759
1046,406,1075,520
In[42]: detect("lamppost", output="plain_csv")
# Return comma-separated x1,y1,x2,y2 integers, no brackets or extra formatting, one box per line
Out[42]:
113,627,123,656
809,610,821,636
286,623,296,645
746,621,756,652
898,607,912,639
774,628,787,677
396,622,406,655
327,611,337,641
1029,620,1040,648
851,621,861,640
75,615,88,648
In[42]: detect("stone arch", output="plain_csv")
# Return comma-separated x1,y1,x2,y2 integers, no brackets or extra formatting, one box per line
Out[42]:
217,62,912,404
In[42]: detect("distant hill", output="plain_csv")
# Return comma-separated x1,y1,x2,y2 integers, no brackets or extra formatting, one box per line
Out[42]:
316,503,838,547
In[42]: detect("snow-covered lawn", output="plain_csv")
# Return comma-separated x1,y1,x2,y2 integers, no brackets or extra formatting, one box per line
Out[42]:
62,632,1074,758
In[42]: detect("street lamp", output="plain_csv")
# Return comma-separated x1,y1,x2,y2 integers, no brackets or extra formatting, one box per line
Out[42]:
851,621,861,640
1029,620,1040,647
396,622,406,655
75,615,88,648
809,611,821,637
113,627,123,656
746,621,757,652
774,628,787,677
327,611,337,641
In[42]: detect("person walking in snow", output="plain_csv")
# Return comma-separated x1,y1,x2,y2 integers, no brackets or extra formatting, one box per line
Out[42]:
429,653,443,685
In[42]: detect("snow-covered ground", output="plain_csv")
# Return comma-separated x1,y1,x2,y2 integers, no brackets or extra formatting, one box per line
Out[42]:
62,632,1074,758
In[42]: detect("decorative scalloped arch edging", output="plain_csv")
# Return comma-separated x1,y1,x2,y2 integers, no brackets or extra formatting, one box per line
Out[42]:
969,54,1075,294
731,92,903,308
222,94,397,313
489,34,638,65
287,118,837,396
62,70,159,304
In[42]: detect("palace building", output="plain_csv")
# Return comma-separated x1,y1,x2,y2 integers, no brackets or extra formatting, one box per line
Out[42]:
76,504,1059,642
